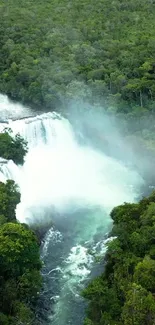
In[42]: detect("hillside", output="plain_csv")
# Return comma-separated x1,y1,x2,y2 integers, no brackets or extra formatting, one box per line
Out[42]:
0,0,154,113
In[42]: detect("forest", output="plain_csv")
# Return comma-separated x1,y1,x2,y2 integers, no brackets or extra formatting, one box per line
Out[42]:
0,133,42,325
83,192,155,324
0,0,154,116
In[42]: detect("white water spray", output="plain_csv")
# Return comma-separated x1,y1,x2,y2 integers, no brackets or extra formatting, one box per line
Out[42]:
0,111,143,224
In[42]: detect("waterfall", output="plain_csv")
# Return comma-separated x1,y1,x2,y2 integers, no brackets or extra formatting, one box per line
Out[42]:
0,96,144,325
0,111,143,225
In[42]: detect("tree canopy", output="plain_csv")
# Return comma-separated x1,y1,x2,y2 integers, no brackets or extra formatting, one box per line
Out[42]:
83,191,155,325
0,131,28,165
0,0,154,113
0,180,20,223
0,180,42,324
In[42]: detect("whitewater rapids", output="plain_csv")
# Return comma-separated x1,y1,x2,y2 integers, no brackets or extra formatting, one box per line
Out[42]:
0,96,144,324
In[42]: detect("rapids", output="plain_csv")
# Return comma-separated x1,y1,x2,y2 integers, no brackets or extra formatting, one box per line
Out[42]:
0,95,144,324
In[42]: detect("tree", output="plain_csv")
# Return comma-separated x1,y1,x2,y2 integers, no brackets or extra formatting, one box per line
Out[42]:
140,202,155,226
10,133,28,165
82,277,121,322
18,269,42,303
134,256,155,293
122,283,155,325
0,223,41,278
0,223,42,323
0,180,20,222
84,318,94,325
0,313,9,325
0,132,27,165
13,302,34,325
110,203,141,224
84,191,155,324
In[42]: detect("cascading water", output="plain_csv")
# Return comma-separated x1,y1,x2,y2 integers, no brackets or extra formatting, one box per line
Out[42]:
0,96,144,325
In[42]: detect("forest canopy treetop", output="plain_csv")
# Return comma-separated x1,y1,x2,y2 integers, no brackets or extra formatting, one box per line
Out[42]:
0,0,154,112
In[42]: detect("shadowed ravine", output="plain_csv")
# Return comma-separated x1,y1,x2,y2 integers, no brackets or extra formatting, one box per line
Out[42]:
0,96,144,324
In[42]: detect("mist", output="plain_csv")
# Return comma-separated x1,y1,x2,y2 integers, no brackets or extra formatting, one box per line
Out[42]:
65,100,155,187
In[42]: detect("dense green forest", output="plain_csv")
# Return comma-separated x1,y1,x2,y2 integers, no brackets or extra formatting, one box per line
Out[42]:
0,0,154,114
0,133,42,325
83,192,155,325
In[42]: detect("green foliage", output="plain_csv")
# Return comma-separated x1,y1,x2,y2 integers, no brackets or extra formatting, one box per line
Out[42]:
0,180,42,324
84,318,94,325
134,256,155,292
84,191,155,324
0,132,27,165
0,180,20,222
110,203,141,225
0,313,10,325
141,202,155,226
122,284,155,325
13,301,35,325
0,0,154,112
0,222,41,278
0,222,42,321
0,215,7,225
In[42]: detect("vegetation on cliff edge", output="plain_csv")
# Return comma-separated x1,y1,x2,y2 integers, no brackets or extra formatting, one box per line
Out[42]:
0,134,41,325
83,192,155,325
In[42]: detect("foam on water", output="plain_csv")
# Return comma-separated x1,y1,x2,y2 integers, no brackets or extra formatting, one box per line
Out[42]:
64,245,93,278
41,227,63,259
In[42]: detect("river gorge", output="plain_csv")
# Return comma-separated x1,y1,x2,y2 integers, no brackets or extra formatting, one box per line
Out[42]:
0,94,146,324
